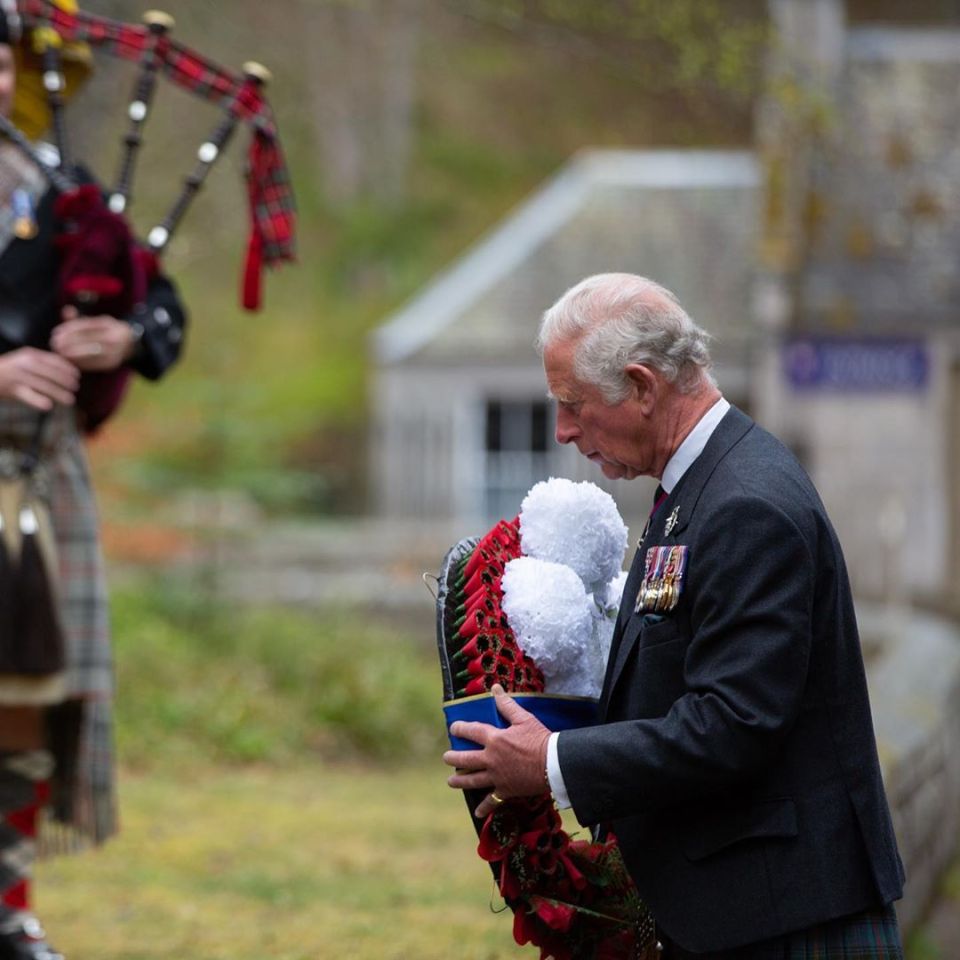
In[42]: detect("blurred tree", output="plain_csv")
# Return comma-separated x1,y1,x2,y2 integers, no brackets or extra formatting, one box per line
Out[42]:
448,0,766,100
297,0,424,207
295,0,765,207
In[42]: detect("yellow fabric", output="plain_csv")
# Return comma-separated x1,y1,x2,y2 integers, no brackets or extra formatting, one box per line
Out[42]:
11,0,93,140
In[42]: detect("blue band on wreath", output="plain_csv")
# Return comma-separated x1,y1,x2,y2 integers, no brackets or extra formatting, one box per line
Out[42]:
434,478,658,960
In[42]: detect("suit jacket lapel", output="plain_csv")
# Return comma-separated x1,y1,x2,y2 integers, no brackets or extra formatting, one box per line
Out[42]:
599,406,755,715
600,543,646,713
653,405,754,540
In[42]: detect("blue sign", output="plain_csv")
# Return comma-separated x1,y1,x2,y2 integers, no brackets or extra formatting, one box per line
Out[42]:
783,338,929,392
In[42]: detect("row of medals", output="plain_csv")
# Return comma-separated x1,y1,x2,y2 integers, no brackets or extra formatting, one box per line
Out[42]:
635,544,686,614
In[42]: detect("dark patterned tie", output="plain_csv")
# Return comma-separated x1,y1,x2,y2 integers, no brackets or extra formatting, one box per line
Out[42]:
650,483,667,518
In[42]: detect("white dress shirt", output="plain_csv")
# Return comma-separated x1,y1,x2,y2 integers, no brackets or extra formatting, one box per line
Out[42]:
546,396,730,809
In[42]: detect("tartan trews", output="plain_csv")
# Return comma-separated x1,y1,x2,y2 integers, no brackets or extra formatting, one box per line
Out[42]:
661,903,904,960
781,904,904,960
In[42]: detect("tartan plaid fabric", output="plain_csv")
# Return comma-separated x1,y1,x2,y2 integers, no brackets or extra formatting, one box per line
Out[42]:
0,751,54,915
16,0,296,298
247,131,295,264
0,402,116,851
660,904,904,960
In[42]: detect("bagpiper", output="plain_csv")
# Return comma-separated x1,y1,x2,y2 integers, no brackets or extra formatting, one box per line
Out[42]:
0,3,184,958
0,0,294,952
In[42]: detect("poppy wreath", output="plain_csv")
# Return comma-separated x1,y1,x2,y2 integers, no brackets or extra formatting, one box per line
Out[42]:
436,479,658,960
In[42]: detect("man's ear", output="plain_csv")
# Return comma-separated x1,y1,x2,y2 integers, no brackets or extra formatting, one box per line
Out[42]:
625,363,659,414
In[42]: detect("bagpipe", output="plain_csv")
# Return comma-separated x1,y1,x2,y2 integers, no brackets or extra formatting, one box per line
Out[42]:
0,0,296,431
434,479,660,960
0,1,295,679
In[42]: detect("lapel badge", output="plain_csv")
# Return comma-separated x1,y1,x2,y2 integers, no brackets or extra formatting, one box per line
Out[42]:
637,517,651,547
664,506,680,538
634,544,689,613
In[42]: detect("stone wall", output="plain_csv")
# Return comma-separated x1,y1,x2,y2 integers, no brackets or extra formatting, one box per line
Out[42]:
752,341,956,605
799,28,960,334
861,604,960,930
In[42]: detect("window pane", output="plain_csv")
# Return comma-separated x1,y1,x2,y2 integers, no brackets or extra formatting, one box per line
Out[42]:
485,401,502,452
501,402,531,451
531,401,548,452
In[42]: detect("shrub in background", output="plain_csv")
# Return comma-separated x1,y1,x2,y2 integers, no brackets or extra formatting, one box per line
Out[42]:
111,578,444,770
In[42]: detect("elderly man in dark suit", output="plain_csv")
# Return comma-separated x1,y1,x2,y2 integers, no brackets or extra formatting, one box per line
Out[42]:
444,273,905,959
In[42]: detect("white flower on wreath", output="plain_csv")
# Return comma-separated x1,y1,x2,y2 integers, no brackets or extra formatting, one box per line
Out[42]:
501,478,629,698
519,478,628,595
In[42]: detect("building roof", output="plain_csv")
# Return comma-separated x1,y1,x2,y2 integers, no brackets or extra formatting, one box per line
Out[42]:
372,149,761,366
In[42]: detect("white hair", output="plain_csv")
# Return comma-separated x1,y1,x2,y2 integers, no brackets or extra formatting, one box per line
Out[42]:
536,273,716,403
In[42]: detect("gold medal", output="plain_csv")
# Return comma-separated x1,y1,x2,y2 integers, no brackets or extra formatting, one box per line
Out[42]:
14,217,37,240
12,189,37,240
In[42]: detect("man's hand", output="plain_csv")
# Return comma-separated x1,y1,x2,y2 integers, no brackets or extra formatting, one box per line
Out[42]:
50,306,136,371
0,347,79,410
443,684,552,819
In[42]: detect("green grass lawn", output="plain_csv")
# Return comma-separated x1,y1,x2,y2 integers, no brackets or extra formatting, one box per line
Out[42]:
39,761,518,960
38,758,956,960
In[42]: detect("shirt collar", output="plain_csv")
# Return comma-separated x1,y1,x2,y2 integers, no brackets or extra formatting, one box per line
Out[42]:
660,397,730,494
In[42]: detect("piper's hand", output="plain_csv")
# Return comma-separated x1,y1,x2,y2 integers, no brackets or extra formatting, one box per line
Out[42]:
0,347,79,410
443,683,552,819
51,307,136,371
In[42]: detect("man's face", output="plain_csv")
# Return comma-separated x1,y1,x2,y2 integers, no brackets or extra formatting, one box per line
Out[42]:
544,337,656,481
0,45,14,120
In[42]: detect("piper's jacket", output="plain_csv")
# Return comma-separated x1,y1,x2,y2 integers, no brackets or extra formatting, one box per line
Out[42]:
558,406,904,954
0,169,186,381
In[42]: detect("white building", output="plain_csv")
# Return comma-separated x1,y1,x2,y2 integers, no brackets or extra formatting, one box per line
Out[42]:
370,149,760,532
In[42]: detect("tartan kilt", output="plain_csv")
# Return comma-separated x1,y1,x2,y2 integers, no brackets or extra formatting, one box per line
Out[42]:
0,399,117,852
660,903,904,960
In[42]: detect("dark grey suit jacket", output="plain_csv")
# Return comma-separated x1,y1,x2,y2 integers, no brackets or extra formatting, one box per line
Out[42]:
558,406,904,953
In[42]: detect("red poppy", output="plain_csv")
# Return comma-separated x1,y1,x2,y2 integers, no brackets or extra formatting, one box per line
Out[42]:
531,896,576,933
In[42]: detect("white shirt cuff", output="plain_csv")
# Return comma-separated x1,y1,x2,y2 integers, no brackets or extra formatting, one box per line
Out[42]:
547,732,572,809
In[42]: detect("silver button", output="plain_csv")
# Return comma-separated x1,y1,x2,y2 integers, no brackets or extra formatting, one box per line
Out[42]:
148,225,169,250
